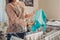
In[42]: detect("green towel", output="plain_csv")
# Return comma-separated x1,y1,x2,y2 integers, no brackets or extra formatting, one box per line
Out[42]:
31,9,47,32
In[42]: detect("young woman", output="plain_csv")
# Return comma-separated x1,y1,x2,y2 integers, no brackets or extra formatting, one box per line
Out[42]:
6,0,35,40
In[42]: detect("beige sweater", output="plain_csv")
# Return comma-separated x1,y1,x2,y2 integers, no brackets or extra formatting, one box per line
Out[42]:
6,2,27,33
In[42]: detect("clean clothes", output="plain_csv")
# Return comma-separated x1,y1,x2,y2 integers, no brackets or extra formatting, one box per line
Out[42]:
31,9,47,32
31,20,40,32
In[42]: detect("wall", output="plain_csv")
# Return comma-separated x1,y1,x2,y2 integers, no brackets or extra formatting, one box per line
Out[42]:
24,0,39,13
39,0,60,20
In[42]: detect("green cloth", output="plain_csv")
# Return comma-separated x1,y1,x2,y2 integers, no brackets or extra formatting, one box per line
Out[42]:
31,9,47,32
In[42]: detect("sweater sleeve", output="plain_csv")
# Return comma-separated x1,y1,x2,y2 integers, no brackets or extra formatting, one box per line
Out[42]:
6,4,27,26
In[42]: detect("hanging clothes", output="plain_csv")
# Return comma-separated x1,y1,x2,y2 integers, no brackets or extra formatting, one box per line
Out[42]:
31,9,47,32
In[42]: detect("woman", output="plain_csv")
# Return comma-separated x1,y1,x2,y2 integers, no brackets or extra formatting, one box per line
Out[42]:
6,0,34,40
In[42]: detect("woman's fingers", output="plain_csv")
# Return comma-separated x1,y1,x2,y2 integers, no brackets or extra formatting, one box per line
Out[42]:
27,21,34,27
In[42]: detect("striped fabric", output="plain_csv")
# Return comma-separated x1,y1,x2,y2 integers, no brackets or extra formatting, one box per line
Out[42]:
45,30,60,40
24,31,43,40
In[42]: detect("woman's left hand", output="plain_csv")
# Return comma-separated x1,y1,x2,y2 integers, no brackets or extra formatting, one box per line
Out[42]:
27,21,34,27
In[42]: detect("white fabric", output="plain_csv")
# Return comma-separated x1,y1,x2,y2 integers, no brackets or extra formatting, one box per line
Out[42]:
47,21,60,26
45,30,60,40
25,31,43,40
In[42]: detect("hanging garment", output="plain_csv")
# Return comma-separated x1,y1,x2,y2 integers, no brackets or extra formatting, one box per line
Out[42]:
31,9,47,32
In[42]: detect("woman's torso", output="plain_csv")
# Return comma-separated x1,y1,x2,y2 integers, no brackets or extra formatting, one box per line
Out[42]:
6,2,27,33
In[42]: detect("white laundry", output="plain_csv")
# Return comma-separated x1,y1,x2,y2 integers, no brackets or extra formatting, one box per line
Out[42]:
47,21,60,26
25,31,43,40
45,30,60,40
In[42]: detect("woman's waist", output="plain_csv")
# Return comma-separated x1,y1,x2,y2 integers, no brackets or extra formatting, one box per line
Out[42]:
7,25,27,33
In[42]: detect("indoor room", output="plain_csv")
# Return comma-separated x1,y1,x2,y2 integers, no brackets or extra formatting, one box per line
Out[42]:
0,0,60,40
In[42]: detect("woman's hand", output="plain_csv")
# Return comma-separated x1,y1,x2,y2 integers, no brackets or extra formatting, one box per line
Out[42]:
27,21,34,27
24,11,35,19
